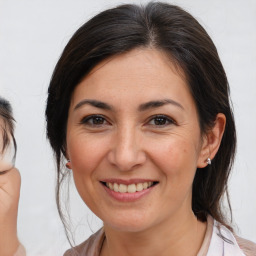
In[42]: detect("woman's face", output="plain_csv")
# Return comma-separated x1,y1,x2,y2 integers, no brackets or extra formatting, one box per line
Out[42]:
66,48,208,232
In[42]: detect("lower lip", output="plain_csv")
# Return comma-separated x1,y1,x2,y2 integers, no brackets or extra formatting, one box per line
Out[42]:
102,184,156,202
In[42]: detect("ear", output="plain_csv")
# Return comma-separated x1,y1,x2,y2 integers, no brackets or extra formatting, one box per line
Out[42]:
64,150,72,169
197,113,226,168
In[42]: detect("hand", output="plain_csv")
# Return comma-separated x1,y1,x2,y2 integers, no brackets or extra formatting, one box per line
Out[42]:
0,168,20,218
0,168,21,255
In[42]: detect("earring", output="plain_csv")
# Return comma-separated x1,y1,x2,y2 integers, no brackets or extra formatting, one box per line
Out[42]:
66,160,71,169
207,158,211,165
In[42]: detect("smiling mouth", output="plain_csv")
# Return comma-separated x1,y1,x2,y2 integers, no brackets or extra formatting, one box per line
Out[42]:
101,181,158,193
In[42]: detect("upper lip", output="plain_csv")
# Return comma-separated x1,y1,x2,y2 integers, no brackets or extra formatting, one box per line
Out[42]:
101,179,158,185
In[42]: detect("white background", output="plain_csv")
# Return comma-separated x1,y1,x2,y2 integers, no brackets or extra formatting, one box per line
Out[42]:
0,0,255,255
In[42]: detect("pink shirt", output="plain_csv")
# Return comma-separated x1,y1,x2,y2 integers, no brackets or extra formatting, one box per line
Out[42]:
64,216,256,256
14,216,256,255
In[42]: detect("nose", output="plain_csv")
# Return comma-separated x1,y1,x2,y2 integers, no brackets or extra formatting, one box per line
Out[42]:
107,126,146,171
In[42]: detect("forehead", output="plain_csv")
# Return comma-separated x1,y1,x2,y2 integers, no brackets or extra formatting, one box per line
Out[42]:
70,48,193,109
87,48,186,86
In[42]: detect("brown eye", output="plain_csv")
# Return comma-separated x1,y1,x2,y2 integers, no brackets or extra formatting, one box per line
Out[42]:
91,116,105,125
80,115,108,126
154,117,168,125
148,115,175,126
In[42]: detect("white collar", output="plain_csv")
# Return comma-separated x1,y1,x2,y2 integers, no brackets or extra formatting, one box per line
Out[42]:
206,219,245,256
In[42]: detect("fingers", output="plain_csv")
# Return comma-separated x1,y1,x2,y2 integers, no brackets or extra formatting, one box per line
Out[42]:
0,167,21,217
0,168,12,175
0,166,17,173
0,167,21,193
0,159,14,174
0,167,19,177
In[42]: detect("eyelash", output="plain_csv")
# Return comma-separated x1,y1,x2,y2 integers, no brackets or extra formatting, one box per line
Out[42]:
147,115,176,127
80,115,109,127
80,114,176,128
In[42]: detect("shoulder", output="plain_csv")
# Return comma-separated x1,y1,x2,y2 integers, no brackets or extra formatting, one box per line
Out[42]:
63,228,105,256
234,234,256,256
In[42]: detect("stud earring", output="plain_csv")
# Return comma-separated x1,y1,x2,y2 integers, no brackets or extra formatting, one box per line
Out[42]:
66,160,71,169
207,158,211,165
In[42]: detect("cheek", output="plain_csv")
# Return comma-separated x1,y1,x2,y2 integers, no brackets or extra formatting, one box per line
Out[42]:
149,137,199,183
151,138,193,165
66,136,105,210
67,135,106,176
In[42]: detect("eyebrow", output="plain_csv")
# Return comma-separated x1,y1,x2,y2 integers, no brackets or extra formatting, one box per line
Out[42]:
138,99,184,111
74,99,113,111
74,99,184,111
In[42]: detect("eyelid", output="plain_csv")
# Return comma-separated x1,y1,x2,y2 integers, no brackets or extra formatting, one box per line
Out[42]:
79,114,110,126
79,114,176,128
146,114,177,126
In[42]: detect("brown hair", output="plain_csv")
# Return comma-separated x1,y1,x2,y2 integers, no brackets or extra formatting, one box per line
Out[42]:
46,2,236,241
0,97,16,160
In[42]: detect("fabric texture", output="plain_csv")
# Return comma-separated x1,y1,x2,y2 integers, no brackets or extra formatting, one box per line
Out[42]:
235,235,256,256
64,216,256,256
64,229,105,256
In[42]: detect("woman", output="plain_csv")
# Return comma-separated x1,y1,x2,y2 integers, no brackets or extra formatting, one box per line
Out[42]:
0,97,25,256
45,2,255,256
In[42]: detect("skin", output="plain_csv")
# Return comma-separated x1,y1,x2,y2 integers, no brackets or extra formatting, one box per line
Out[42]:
0,168,20,256
0,119,20,255
66,48,226,256
0,119,15,172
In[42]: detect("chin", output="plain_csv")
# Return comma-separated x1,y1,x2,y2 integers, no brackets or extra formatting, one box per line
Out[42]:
102,212,154,233
106,222,151,233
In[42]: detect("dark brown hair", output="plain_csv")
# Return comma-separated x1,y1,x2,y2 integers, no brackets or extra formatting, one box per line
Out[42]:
46,2,236,240
0,96,16,160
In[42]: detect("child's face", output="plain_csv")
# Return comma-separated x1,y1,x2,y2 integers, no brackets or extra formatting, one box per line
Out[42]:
0,118,15,172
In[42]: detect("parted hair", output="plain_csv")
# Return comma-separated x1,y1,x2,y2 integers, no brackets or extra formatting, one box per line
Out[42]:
46,2,236,241
0,96,16,156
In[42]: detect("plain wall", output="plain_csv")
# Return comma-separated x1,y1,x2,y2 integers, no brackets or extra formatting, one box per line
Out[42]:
0,0,255,255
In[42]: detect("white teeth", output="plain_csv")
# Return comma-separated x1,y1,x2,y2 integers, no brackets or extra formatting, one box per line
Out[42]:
106,181,155,193
109,183,113,190
119,184,127,193
127,184,136,193
136,183,143,191
113,183,119,192
143,182,148,189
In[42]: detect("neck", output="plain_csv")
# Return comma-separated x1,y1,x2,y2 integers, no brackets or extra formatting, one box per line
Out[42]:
101,210,207,256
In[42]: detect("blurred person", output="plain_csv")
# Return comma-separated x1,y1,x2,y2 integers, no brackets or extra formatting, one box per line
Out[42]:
0,97,25,256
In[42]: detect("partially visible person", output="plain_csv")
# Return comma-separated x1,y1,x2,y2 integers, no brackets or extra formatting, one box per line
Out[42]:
0,97,25,256
0,97,16,172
